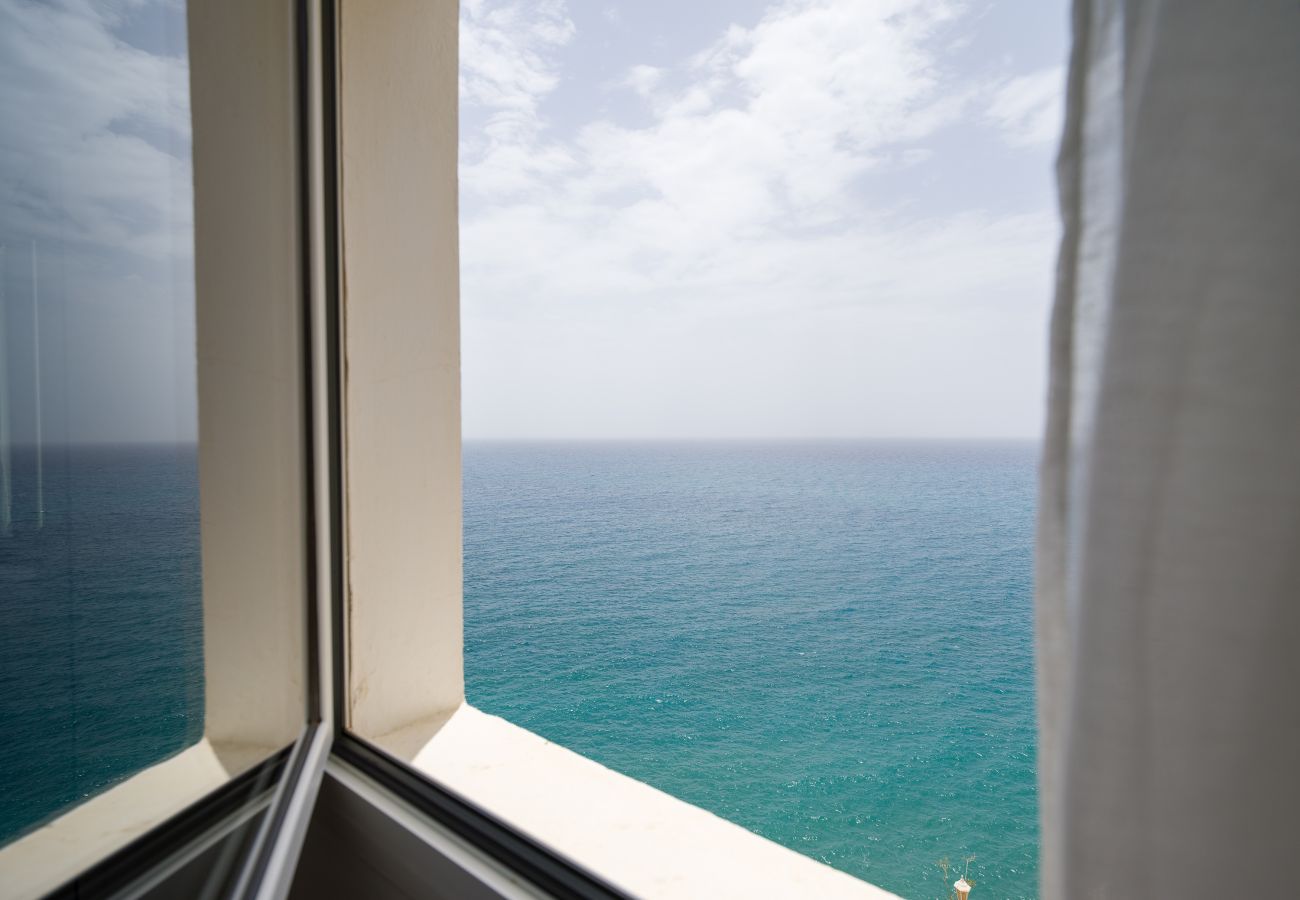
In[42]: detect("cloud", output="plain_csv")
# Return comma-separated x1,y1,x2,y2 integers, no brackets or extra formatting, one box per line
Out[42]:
459,0,577,199
460,0,573,113
458,0,1062,439
986,65,1066,148
0,0,197,444
622,64,663,99
460,0,979,291
0,0,192,260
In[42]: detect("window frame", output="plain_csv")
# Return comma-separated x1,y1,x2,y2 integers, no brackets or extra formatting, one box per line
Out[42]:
0,0,322,894
8,1,901,896
5,1,628,896
325,3,896,898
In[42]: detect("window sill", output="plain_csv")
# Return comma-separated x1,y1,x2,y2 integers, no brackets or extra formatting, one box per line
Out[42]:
374,704,900,900
0,737,276,900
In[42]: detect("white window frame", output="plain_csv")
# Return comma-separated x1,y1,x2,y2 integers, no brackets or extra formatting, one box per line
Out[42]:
1,2,902,897
333,3,896,897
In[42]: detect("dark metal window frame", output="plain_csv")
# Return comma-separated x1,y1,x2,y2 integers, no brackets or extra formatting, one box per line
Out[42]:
40,750,290,900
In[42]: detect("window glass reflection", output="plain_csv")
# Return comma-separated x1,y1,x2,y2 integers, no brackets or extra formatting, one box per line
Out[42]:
0,0,201,845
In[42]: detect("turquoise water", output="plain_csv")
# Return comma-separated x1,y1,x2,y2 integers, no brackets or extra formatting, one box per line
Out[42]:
0,445,204,846
0,441,1039,898
464,441,1039,899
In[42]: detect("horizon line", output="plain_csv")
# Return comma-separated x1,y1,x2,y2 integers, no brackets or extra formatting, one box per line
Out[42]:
461,435,1043,443
17,435,1045,447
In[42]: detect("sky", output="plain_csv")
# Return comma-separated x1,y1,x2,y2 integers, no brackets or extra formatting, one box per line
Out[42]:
0,0,1067,445
459,0,1069,440
0,0,194,445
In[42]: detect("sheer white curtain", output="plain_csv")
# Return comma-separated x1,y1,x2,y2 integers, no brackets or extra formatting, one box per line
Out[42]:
1037,1,1300,897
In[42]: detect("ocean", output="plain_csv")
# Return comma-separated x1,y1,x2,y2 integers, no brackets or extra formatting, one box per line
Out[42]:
464,441,1039,899
0,445,204,847
0,441,1039,899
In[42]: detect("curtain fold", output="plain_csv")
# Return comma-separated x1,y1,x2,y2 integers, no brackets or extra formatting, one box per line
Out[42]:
1038,2,1300,897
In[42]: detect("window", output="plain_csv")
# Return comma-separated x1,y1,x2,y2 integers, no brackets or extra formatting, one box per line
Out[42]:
330,3,929,897
1,3,1293,899
0,1,315,895
0,1,1059,897
0,0,205,843
451,2,1063,898
0,3,1061,900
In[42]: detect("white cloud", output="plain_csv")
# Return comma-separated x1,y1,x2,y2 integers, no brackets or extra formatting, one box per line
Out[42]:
459,0,1062,439
460,0,977,288
622,64,663,99
0,0,192,259
460,0,573,113
0,0,198,443
459,0,576,199
987,65,1066,148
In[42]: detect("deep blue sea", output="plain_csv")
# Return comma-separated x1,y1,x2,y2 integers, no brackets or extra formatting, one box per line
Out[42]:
0,445,204,846
464,442,1039,900
0,441,1038,899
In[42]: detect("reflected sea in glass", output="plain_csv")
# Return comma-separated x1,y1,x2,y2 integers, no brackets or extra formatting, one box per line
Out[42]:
465,441,1039,900
0,0,204,856
0,445,203,846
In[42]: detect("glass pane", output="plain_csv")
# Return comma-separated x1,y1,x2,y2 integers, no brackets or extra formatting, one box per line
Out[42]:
1,445,203,840
0,0,202,846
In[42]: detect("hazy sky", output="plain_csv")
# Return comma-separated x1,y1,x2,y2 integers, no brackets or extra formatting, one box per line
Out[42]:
460,0,1068,440
0,0,194,445
0,0,1067,445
